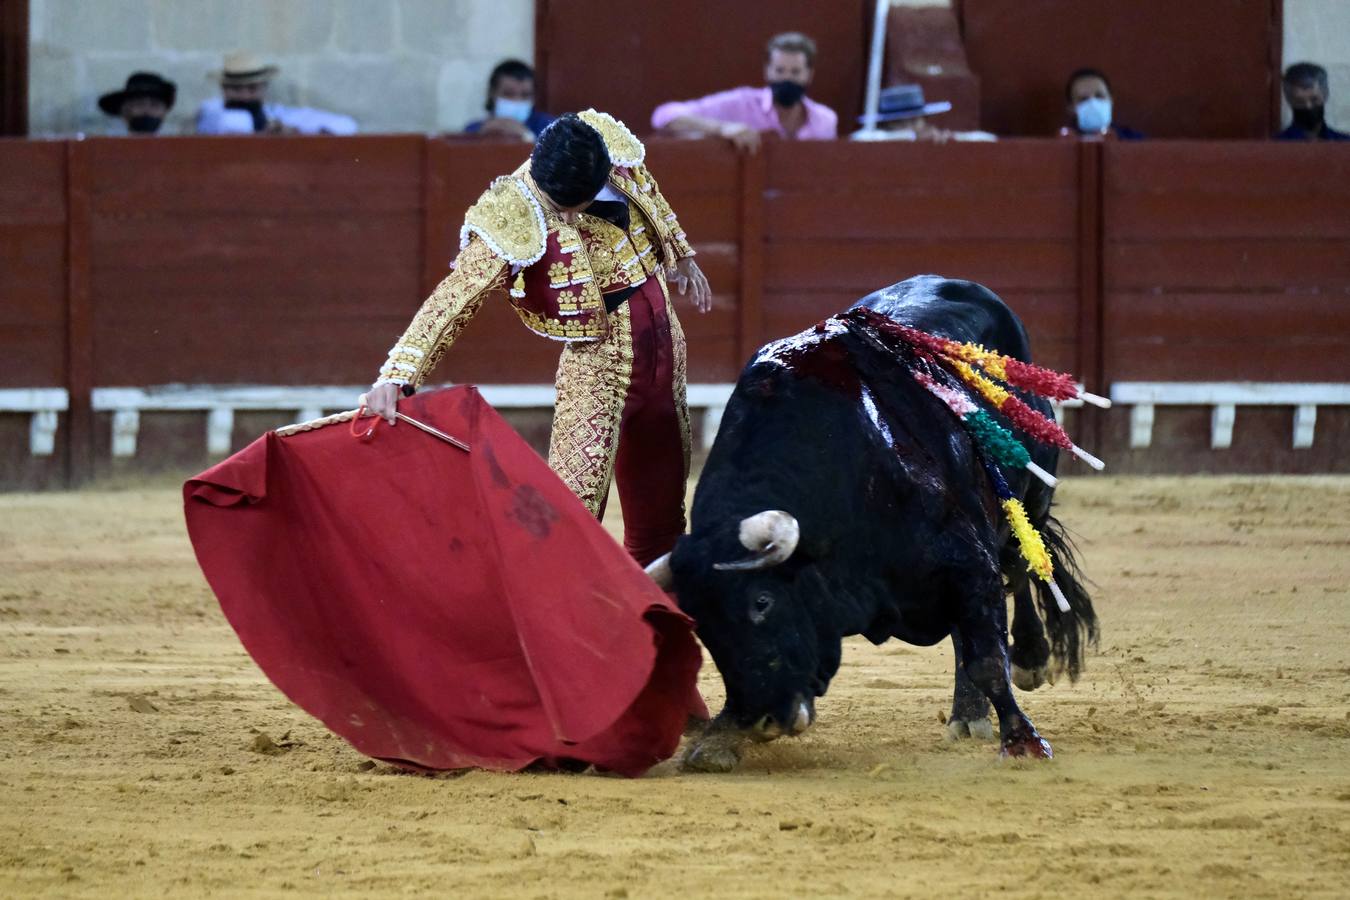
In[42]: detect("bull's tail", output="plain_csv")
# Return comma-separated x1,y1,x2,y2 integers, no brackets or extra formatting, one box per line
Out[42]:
1034,514,1099,682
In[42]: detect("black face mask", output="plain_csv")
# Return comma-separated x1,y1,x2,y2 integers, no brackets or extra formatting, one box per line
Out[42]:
1291,105,1325,131
127,115,163,134
225,99,268,132
770,80,807,108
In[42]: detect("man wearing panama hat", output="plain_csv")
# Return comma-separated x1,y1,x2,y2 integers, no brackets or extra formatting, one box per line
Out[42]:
196,51,358,136
98,72,177,135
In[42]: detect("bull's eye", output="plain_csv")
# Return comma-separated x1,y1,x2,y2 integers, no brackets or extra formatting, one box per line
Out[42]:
750,592,775,624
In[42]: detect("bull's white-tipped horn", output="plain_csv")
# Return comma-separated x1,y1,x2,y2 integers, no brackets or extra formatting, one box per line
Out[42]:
737,510,800,554
713,510,800,572
645,552,674,590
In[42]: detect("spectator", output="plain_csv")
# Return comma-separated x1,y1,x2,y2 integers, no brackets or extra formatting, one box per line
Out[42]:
464,60,556,141
850,84,995,143
1059,68,1143,140
196,52,357,136
97,72,177,135
651,31,838,151
1276,63,1348,142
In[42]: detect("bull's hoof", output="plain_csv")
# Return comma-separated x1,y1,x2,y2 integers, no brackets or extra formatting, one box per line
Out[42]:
1011,663,1051,692
999,734,1053,759
680,734,742,773
946,717,995,741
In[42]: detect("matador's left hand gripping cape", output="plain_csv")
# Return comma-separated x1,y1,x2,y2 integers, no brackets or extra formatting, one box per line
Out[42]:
376,109,696,390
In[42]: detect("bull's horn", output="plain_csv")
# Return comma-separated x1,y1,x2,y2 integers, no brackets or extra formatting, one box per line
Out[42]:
713,510,800,572
645,553,674,589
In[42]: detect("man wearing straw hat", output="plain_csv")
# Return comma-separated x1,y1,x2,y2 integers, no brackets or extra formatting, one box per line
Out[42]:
196,51,358,136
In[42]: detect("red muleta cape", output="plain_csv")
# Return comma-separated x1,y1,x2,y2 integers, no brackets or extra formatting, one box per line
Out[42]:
184,386,705,776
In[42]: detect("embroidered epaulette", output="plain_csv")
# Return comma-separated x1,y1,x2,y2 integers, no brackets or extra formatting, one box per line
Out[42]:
460,176,548,266
578,109,645,167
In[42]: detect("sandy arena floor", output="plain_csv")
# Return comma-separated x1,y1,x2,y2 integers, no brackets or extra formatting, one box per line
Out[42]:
2,474,1349,898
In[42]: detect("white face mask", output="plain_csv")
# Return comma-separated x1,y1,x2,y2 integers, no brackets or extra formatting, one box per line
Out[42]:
1075,97,1112,134
493,97,534,123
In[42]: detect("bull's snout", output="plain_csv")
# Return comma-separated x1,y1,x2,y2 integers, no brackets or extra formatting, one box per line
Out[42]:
751,697,815,740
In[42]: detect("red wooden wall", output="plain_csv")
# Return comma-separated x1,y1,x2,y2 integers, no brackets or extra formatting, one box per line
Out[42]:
535,0,870,135
0,142,64,387
2,135,1348,486
1102,142,1350,382
760,140,1082,374
0,141,64,487
77,137,426,387
959,0,1281,138
1097,141,1350,473
532,0,1280,139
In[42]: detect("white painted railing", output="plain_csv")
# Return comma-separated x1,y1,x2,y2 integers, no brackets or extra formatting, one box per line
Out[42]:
1110,382,1350,450
12,382,1342,460
0,389,69,455
86,384,739,458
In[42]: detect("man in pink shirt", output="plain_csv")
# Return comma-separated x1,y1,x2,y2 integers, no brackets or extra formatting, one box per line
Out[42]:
651,32,838,152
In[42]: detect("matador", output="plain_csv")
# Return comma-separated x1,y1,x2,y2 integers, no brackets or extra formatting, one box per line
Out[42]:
364,111,711,566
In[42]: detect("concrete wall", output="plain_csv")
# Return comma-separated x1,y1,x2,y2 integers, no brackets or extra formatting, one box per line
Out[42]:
28,0,534,136
1284,0,1350,131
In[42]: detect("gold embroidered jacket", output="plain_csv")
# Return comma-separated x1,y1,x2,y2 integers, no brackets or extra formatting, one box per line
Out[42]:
377,109,695,390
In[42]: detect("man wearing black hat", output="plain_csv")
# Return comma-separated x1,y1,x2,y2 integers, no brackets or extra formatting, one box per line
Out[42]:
98,72,176,135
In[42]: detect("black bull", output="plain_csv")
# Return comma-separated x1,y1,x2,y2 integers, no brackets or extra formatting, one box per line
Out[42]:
650,276,1099,771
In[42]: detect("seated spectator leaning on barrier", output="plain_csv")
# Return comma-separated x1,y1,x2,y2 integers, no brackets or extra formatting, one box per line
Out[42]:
464,60,556,142
98,72,176,135
1276,63,1348,142
651,31,838,152
1059,68,1142,140
849,83,995,143
196,52,358,136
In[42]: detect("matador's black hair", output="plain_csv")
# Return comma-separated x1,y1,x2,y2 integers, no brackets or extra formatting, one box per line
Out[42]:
530,114,611,209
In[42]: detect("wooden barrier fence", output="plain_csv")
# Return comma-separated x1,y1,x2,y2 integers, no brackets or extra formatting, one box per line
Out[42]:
1,136,1347,486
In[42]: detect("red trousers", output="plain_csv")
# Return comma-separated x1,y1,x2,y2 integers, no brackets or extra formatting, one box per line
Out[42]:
547,276,690,566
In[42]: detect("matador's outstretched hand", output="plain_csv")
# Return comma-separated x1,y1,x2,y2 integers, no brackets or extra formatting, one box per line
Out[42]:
362,382,401,425
671,257,713,314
